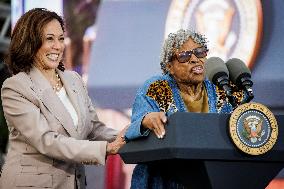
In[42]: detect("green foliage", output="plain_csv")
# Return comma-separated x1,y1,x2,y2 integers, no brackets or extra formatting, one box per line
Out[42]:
242,129,249,140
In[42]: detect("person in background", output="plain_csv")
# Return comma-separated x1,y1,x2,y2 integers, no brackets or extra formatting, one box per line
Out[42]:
81,23,97,83
125,29,245,188
0,63,11,171
0,8,126,189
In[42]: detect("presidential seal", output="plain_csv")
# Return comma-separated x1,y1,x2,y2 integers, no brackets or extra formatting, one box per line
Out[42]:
229,102,278,155
165,0,263,68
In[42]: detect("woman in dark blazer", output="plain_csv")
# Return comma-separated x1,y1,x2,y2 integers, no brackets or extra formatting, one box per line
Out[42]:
0,8,126,189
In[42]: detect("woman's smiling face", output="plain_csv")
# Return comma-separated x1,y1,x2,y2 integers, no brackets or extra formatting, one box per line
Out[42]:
34,19,65,70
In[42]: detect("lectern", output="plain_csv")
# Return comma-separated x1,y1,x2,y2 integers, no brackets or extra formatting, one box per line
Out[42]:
119,112,284,189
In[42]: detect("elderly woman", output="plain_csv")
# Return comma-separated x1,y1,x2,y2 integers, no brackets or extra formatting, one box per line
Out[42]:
125,29,244,188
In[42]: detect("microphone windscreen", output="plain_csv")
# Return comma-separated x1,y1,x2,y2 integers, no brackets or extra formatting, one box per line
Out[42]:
205,57,228,82
226,58,251,83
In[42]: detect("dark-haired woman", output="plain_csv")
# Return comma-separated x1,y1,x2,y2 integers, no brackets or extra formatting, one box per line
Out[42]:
0,8,126,189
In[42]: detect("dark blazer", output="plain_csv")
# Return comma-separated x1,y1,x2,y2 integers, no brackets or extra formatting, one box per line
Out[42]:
0,66,118,189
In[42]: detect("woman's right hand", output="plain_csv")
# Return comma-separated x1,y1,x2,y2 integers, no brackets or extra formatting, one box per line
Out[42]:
142,112,167,139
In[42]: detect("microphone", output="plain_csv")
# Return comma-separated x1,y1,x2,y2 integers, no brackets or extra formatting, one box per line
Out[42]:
205,57,237,108
226,58,254,103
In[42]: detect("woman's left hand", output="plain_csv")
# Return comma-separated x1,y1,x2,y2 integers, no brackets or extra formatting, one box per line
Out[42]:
106,125,128,155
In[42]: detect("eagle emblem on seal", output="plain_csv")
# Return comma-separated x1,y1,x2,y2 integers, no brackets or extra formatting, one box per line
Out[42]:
242,115,265,143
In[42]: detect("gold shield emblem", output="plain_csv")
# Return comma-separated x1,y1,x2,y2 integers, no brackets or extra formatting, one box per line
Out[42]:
229,102,278,155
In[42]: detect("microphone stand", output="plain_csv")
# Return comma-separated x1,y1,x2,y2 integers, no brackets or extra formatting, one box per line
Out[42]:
239,77,254,104
216,77,238,109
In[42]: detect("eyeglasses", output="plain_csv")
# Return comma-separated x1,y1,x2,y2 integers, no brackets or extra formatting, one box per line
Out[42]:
173,47,208,63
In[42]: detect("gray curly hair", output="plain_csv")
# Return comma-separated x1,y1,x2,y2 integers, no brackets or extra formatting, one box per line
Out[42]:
160,29,208,74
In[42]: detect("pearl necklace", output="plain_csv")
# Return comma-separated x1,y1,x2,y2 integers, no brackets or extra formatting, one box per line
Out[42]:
52,73,61,92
